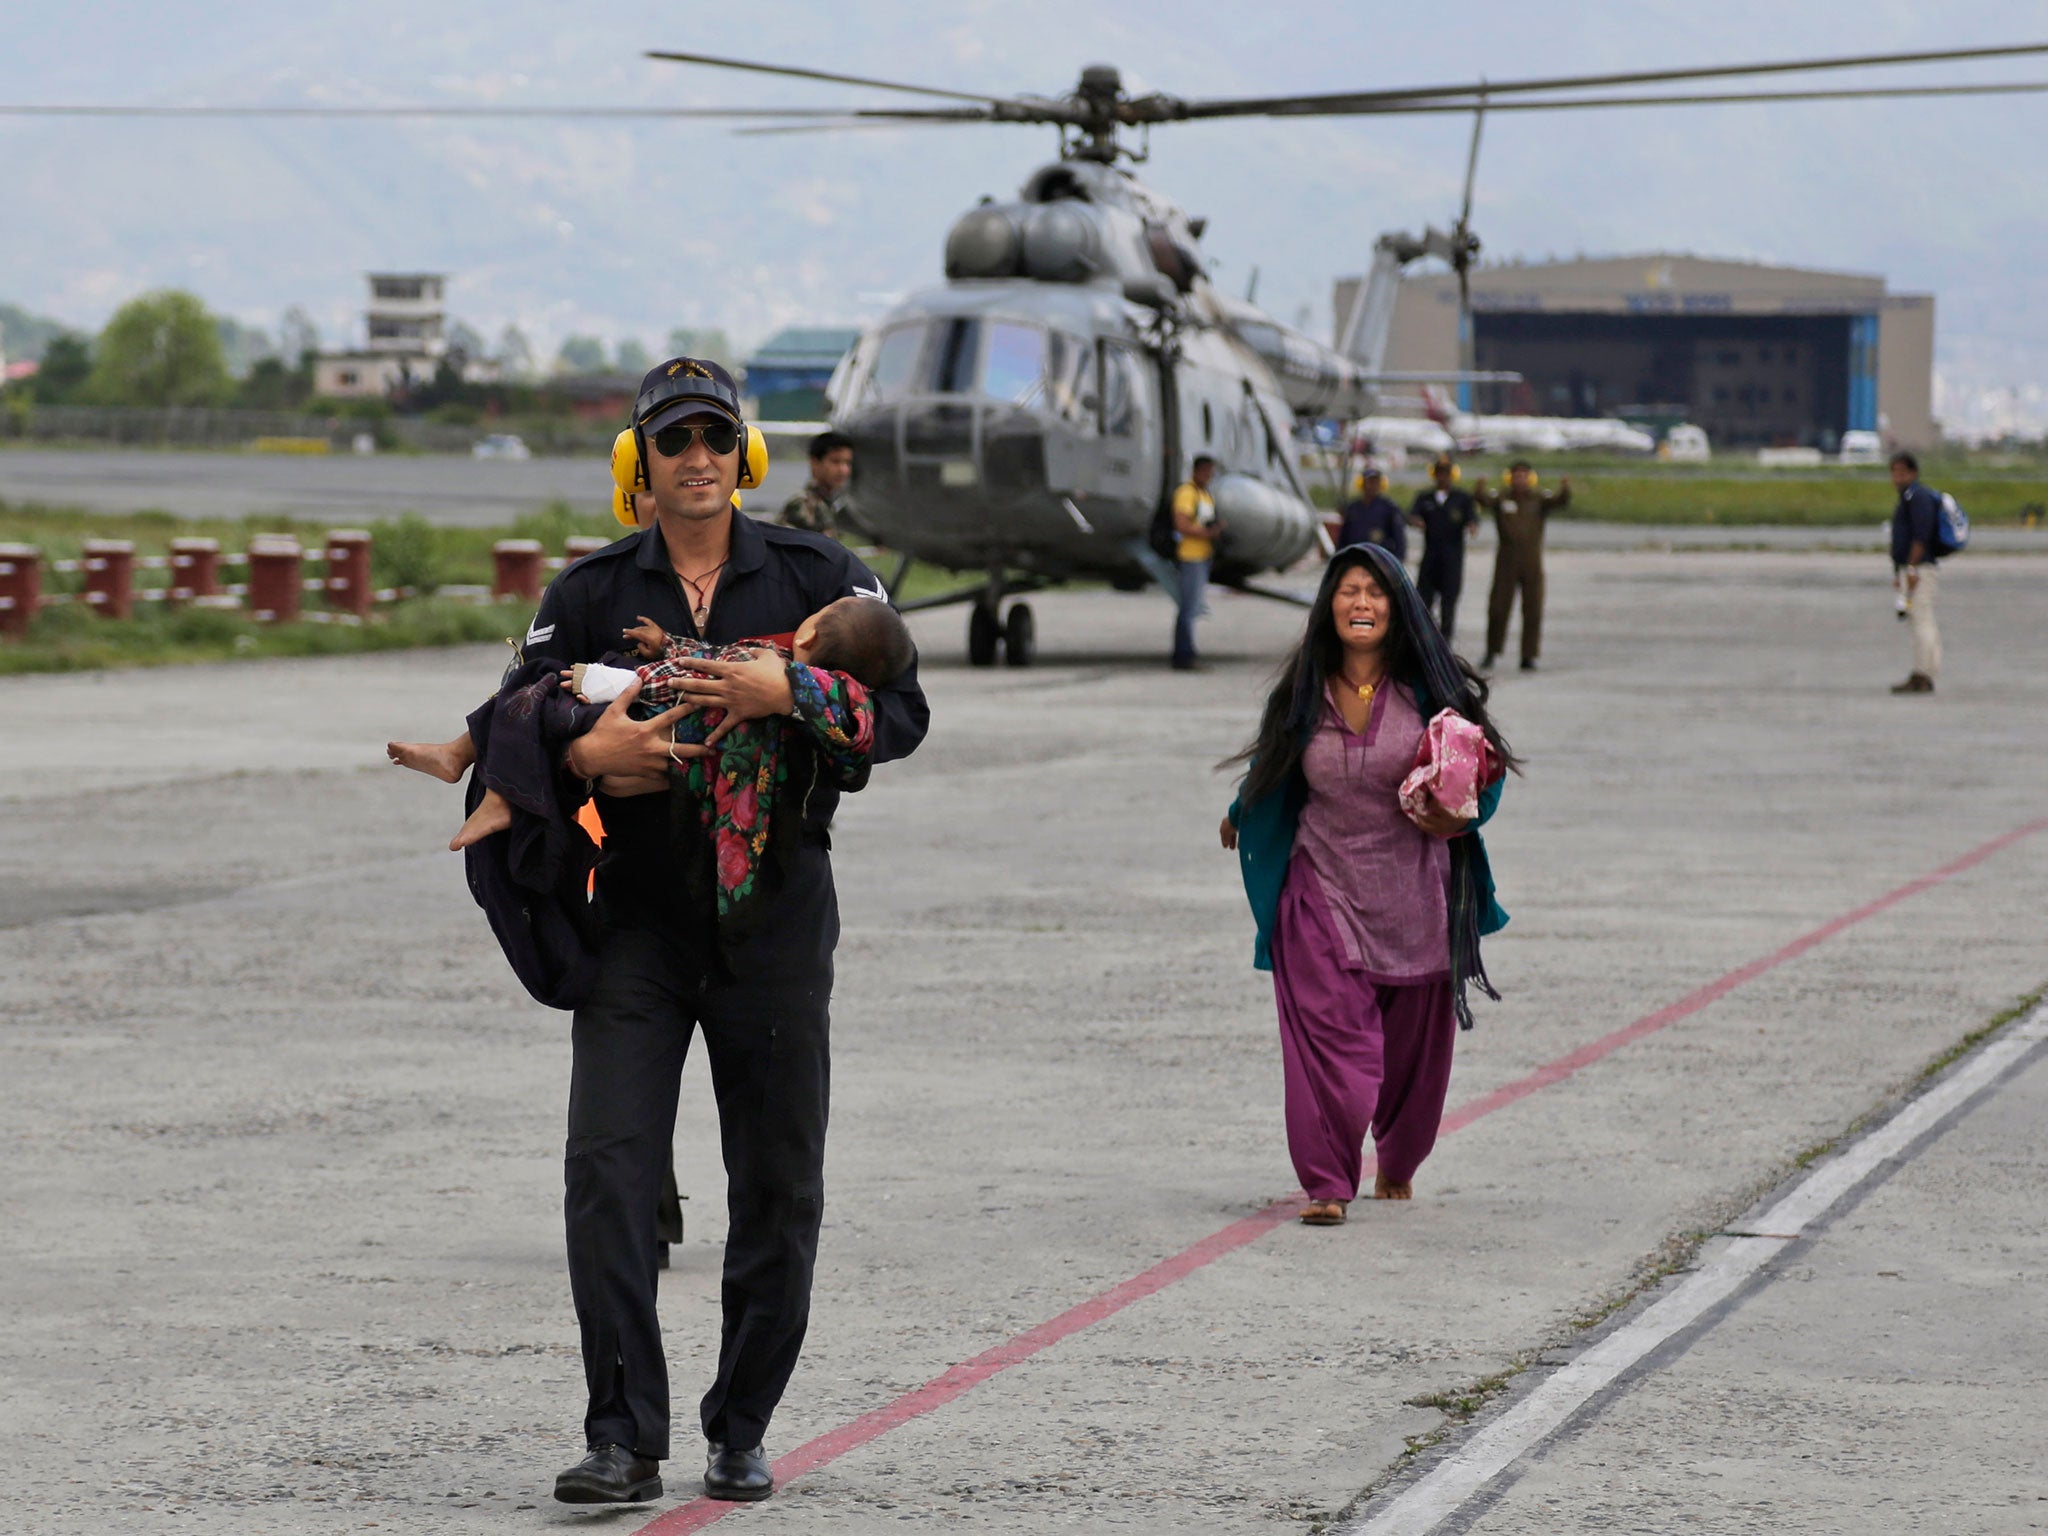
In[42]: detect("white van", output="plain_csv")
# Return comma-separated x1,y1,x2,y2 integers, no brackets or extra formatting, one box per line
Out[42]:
1663,423,1710,462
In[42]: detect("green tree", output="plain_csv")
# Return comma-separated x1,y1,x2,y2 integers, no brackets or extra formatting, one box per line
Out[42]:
214,315,276,378
89,290,230,407
278,305,321,367
667,327,734,367
34,333,94,404
615,338,652,376
555,334,607,375
495,323,536,380
237,355,312,411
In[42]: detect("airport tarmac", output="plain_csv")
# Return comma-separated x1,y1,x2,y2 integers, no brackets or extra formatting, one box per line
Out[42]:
6,446,2047,553
3,548,2045,1533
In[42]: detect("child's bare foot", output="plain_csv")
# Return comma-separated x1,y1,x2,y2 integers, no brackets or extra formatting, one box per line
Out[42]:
388,735,474,783
1373,1174,1413,1200
449,788,513,851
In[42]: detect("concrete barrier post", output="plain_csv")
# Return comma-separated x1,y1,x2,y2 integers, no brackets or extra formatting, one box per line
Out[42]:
0,543,41,638
563,535,609,566
82,539,136,620
324,529,373,617
168,537,221,602
492,539,545,601
247,536,304,623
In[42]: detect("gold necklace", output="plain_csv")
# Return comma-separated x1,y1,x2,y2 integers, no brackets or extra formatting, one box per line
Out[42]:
1342,670,1382,704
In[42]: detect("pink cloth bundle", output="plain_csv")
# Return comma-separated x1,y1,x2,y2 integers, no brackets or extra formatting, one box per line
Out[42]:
1399,709,1500,826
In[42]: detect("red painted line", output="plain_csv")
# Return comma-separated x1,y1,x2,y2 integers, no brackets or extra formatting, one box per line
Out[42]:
635,815,2048,1532
1442,815,2048,1135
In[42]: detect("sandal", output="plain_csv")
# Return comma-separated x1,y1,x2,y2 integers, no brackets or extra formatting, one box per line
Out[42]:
1298,1199,1348,1226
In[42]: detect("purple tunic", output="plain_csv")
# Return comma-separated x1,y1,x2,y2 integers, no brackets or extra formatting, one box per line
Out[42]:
1291,681,1450,984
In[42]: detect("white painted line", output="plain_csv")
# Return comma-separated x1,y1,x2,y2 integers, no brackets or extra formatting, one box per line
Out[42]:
1344,1004,2048,1536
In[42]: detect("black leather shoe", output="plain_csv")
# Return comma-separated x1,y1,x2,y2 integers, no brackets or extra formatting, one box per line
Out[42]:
703,1441,774,1502
553,1444,662,1504
1520,658,1538,672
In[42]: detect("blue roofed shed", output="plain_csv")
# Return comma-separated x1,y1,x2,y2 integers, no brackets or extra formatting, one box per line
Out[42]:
743,326,861,421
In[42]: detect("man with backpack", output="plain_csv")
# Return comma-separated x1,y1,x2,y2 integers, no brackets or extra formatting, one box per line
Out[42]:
1888,450,1964,694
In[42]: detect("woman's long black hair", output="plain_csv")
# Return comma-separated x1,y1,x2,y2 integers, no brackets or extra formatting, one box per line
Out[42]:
1227,543,1518,805
1224,542,1519,1028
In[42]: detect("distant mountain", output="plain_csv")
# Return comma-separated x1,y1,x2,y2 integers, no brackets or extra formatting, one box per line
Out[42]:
0,302,75,362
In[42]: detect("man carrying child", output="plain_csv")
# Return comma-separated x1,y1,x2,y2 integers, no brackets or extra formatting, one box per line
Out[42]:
516,359,928,1505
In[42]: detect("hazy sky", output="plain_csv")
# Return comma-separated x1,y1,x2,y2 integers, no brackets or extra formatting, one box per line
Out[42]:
3,0,2044,410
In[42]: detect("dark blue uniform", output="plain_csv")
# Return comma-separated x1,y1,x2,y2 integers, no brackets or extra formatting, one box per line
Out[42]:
1336,493,1408,562
524,511,928,1463
1409,486,1480,639
1891,480,1943,570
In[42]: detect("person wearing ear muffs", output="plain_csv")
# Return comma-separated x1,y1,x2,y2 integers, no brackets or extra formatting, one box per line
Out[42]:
1408,455,1480,640
531,359,930,1508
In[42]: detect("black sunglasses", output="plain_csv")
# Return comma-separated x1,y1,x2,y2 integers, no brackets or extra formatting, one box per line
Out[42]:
651,419,741,458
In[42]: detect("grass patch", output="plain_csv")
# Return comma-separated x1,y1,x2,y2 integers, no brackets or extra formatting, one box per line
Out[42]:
1312,469,2048,525
0,498,967,673
0,594,537,677
0,495,623,592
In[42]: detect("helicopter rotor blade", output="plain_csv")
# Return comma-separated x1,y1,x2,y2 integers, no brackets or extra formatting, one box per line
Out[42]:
644,48,1025,109
1355,78,2048,114
733,114,996,136
0,102,948,119
1457,96,1484,230
1165,39,2048,120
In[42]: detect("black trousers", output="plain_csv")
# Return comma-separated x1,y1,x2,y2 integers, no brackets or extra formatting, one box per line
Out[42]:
564,918,832,1460
1416,554,1465,640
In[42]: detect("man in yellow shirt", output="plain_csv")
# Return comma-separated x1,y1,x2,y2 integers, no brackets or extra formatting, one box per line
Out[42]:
1170,454,1223,669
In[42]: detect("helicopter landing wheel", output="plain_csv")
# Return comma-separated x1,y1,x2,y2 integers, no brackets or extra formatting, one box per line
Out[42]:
1002,602,1036,667
967,600,1001,667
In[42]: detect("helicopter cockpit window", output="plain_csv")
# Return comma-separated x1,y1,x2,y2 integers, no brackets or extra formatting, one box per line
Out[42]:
933,318,979,395
864,323,928,404
982,323,1045,407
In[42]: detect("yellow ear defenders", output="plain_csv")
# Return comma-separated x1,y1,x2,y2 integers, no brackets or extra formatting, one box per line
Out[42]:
1432,455,1462,485
610,429,647,527
609,420,770,526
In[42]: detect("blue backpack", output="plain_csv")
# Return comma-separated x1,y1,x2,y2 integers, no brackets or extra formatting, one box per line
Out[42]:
1933,490,1970,556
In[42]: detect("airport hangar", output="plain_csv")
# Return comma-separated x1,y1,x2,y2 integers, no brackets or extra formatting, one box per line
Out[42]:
1338,254,1934,450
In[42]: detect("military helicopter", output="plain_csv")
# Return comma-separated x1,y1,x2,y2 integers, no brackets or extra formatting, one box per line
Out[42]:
16,43,2047,664
638,41,2048,665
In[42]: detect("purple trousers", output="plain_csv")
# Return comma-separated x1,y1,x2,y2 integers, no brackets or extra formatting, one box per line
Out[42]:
1270,867,1457,1201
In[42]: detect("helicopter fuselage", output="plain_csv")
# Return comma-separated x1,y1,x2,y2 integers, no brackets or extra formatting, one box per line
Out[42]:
829,158,1341,592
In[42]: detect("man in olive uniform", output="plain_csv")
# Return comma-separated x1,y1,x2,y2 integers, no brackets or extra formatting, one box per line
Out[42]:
778,430,857,537
1477,460,1570,671
1407,454,1480,640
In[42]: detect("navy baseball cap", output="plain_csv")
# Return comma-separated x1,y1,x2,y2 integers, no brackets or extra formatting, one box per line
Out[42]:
635,357,743,435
